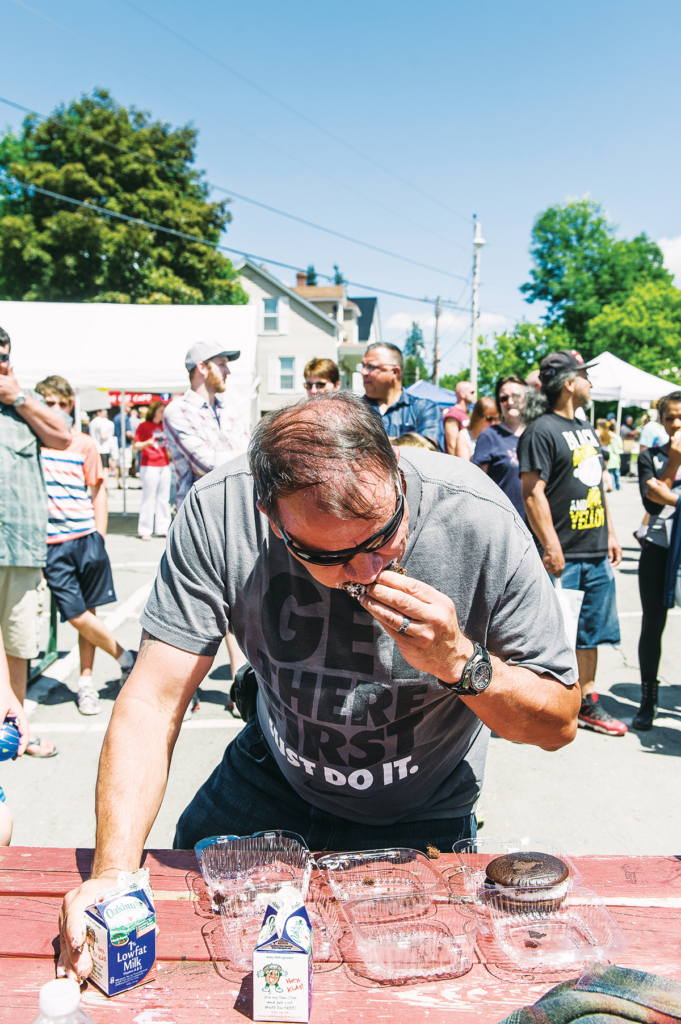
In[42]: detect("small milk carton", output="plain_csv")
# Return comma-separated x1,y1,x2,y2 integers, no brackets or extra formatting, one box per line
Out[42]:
84,867,157,997
252,888,313,1023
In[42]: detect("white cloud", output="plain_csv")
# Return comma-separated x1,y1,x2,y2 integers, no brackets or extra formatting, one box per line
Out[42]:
658,236,681,284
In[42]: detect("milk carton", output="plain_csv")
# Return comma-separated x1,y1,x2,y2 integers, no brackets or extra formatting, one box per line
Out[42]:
84,868,156,997
252,888,313,1023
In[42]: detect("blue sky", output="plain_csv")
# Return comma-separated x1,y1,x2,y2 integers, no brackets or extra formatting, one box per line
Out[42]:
2,0,681,374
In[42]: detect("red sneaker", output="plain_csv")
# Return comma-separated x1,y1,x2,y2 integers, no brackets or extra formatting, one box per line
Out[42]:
578,693,628,736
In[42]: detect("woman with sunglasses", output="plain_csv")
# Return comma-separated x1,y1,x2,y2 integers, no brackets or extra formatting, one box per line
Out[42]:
472,375,527,519
454,397,499,461
303,358,340,397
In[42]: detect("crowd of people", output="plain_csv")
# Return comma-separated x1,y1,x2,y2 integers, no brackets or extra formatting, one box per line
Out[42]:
0,323,679,854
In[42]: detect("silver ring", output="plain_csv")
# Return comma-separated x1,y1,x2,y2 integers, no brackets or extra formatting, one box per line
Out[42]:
398,616,411,634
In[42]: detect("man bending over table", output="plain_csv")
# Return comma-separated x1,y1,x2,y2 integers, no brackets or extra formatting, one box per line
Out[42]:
60,392,580,981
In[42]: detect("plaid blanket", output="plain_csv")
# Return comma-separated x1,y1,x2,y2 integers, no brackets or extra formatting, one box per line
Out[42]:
498,964,681,1023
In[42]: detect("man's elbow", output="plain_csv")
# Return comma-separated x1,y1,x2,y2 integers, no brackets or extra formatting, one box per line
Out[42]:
51,426,72,450
539,694,580,751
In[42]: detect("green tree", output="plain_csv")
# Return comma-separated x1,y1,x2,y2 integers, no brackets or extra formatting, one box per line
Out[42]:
0,89,248,305
333,264,346,285
521,198,671,356
586,280,681,385
401,321,428,387
306,265,317,285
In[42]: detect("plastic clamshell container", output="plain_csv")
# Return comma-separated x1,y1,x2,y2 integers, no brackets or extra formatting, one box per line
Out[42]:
195,830,313,905
450,837,583,902
486,887,627,967
343,893,477,983
316,848,447,903
219,885,341,972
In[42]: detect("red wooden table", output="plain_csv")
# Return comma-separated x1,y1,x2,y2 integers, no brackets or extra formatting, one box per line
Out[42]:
1,848,680,1023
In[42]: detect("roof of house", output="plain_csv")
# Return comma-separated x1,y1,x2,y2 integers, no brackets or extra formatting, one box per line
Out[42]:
349,297,378,341
292,285,346,300
234,259,339,332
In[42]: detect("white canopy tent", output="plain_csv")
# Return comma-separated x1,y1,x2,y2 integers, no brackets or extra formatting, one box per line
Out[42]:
584,351,676,431
0,300,258,427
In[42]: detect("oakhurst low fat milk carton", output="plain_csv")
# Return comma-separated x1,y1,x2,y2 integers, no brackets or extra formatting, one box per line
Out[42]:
253,886,313,1023
84,868,157,997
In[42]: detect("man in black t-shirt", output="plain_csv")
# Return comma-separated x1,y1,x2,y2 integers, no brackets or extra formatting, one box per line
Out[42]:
518,351,626,737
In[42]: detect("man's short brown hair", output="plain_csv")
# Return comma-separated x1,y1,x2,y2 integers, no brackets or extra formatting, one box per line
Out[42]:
304,357,339,385
35,375,74,401
249,391,399,523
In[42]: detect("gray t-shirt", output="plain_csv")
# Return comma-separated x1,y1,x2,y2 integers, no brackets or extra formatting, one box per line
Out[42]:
141,450,577,826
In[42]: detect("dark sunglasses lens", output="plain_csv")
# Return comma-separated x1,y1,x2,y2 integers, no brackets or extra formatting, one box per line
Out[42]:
0,354,9,362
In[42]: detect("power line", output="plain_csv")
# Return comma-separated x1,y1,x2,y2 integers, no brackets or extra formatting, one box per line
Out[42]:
116,0,473,226
1,173,471,310
4,2,469,258
0,96,464,281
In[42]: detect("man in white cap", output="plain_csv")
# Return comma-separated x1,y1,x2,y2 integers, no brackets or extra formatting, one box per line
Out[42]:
163,342,250,711
163,342,249,507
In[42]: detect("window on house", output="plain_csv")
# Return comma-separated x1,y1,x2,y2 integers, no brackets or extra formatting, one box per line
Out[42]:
279,357,295,390
264,297,278,331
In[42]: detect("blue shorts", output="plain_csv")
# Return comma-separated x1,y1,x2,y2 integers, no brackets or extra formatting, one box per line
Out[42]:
561,556,621,648
44,531,117,622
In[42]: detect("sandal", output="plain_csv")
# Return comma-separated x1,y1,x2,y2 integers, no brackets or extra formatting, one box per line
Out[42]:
25,736,58,758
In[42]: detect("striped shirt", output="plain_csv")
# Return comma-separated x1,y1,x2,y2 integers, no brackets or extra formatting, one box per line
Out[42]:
41,433,104,544
163,389,250,506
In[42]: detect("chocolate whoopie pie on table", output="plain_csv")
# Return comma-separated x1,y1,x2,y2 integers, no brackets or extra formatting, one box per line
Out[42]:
484,852,570,912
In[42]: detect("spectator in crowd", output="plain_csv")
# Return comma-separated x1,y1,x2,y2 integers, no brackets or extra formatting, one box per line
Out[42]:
0,621,30,843
638,409,669,452
391,432,438,451
59,392,580,975
597,419,624,492
164,342,250,705
443,381,475,455
525,369,542,392
133,402,171,541
361,343,444,451
620,414,635,440
0,327,70,758
89,409,115,478
455,398,499,461
36,377,137,717
518,350,626,737
304,358,340,397
633,390,681,730
112,402,139,488
474,376,527,519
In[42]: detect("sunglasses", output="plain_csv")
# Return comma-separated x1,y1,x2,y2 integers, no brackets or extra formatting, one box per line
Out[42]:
43,398,72,409
499,393,523,403
0,353,9,363
304,381,330,391
279,480,405,566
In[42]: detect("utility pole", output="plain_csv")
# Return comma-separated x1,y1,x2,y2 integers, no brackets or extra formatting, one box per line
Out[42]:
432,296,441,385
470,216,485,391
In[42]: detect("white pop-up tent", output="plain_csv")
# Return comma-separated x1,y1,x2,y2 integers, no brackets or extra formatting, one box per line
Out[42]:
0,300,258,428
585,350,677,430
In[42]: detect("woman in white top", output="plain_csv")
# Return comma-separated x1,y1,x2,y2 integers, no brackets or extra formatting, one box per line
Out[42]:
89,409,116,476
455,397,499,461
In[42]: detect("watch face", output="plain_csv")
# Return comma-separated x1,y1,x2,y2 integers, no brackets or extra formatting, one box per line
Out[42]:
471,662,492,691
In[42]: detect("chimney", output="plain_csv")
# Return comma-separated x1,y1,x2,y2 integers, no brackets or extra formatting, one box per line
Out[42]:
296,271,307,288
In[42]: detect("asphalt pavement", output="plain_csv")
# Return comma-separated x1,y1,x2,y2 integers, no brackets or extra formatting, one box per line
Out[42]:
4,472,679,854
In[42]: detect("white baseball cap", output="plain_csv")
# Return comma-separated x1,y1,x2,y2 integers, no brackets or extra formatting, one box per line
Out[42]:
185,341,240,371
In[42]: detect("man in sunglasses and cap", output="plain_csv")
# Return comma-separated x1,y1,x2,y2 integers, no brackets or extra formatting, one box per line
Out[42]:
163,341,249,508
518,350,625,737
60,391,581,981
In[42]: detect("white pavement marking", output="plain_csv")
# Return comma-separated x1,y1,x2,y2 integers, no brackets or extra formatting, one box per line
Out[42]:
25,581,153,711
25,719,243,733
620,609,681,617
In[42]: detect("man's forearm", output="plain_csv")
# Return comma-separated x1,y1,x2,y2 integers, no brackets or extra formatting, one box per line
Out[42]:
461,659,580,750
19,395,71,449
91,483,108,537
524,490,561,554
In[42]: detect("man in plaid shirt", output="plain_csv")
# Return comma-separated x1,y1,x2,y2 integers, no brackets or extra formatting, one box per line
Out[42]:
163,342,249,508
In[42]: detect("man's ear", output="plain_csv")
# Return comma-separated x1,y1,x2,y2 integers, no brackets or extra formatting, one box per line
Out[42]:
256,498,283,538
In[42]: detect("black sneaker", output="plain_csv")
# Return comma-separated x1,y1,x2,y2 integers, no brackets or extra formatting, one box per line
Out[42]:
578,693,628,736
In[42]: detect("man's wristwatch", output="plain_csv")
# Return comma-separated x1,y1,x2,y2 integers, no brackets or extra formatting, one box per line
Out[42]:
12,390,27,408
439,640,493,696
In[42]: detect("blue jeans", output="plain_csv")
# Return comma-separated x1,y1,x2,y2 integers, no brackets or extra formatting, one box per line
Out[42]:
610,467,621,490
174,715,477,853
561,556,621,648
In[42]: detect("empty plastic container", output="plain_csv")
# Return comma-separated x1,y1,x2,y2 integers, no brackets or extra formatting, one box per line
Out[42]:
317,847,447,903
